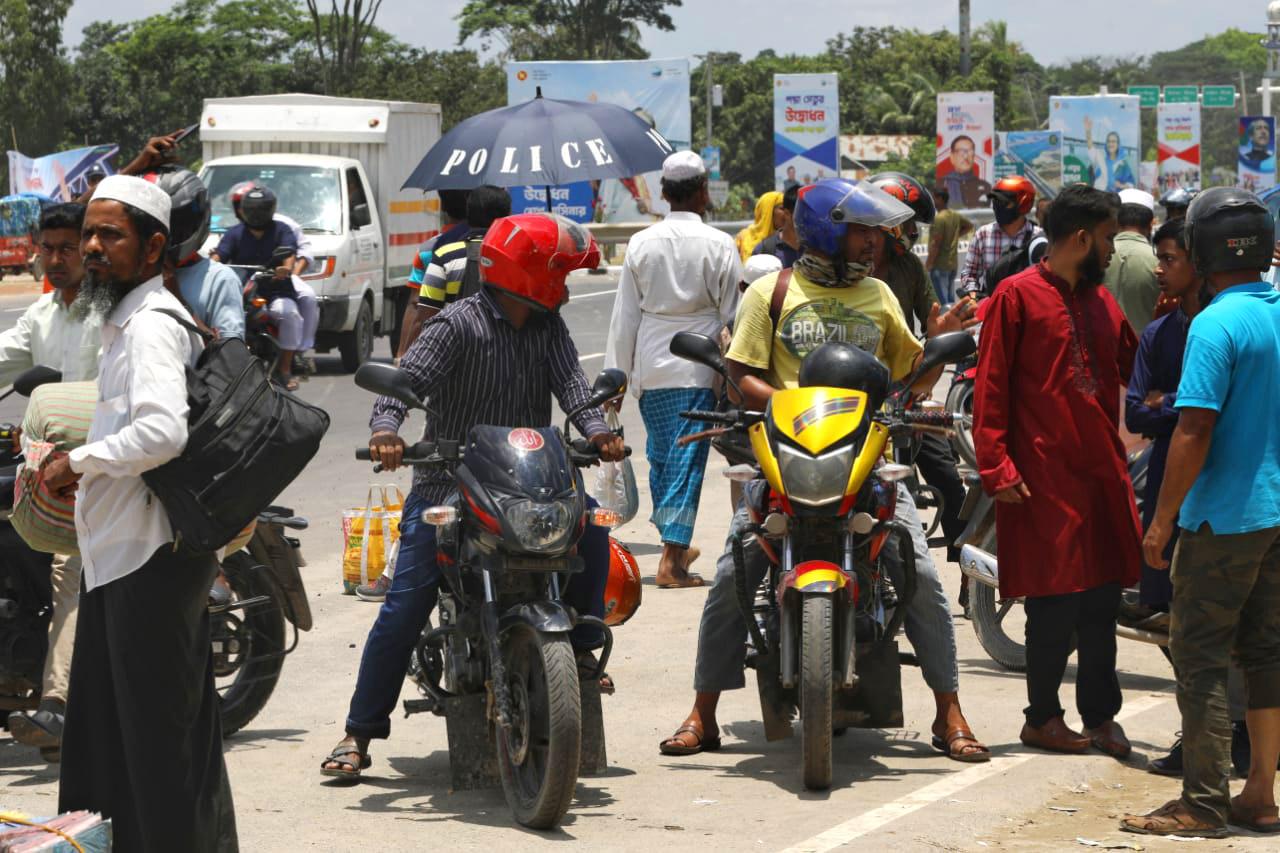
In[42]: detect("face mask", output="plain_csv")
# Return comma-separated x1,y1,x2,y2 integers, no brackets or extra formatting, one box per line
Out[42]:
993,201,1021,227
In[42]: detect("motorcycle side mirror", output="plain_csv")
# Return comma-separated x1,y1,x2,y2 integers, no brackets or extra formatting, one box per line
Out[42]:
669,332,726,375
354,362,425,410
13,365,61,397
586,368,627,409
903,331,977,388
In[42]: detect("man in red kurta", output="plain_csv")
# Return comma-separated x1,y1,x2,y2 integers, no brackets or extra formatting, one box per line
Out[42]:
974,184,1141,756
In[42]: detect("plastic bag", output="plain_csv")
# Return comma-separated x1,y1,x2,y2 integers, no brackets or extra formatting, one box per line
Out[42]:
341,484,403,593
591,410,639,528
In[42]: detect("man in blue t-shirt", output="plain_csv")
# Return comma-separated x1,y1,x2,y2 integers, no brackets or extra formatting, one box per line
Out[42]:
1123,188,1280,838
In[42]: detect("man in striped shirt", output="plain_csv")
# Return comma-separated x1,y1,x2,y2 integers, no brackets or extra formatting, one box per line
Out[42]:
321,212,624,780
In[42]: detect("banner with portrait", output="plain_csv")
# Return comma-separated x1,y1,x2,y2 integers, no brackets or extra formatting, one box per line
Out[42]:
993,131,1062,197
506,59,691,222
936,92,994,209
7,144,118,201
1157,102,1201,193
773,73,839,192
1050,95,1141,192
1238,116,1276,192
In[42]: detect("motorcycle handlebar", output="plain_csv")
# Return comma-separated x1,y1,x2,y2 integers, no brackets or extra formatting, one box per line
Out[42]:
681,409,738,425
901,409,958,429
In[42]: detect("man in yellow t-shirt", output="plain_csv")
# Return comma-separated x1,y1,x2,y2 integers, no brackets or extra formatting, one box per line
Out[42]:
660,178,990,764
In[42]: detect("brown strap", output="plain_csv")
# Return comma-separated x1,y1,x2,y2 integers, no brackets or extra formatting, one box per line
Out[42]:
769,268,792,339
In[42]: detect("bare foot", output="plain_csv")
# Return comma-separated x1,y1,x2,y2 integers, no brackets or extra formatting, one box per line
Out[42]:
655,569,705,588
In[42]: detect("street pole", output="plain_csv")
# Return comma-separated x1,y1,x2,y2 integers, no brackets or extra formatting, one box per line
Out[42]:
705,53,714,148
1241,70,1250,115
959,0,971,76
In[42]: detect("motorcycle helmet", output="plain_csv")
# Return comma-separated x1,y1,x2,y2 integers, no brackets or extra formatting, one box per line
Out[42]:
480,213,600,311
239,186,277,231
1160,187,1195,220
990,175,1036,222
793,178,914,270
1184,186,1273,277
603,538,642,626
798,340,892,412
141,166,210,264
229,181,257,218
867,172,935,225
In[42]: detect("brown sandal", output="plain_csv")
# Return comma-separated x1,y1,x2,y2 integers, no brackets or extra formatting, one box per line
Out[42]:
1230,795,1280,834
1121,800,1229,838
931,727,991,763
659,723,721,756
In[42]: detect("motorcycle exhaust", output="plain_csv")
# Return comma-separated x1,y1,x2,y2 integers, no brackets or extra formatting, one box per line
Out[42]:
959,544,1000,590
1115,624,1171,648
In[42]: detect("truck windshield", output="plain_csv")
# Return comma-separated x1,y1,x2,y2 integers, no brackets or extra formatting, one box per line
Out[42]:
202,164,342,235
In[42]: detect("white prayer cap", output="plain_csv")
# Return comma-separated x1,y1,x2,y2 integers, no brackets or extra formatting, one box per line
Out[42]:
662,150,707,182
91,174,172,230
744,253,783,284
1118,188,1155,212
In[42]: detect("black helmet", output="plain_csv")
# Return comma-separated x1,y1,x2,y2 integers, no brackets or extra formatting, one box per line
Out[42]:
798,341,891,411
240,186,277,230
143,166,209,263
1160,187,1194,219
1184,187,1273,277
866,171,936,225
84,163,108,183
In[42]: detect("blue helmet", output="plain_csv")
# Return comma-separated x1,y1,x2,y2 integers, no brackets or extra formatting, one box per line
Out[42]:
793,178,915,257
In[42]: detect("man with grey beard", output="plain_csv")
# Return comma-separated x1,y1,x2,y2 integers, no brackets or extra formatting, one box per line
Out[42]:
43,175,239,852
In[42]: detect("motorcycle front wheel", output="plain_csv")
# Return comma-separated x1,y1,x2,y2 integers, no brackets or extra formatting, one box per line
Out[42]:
214,552,286,737
945,378,978,470
496,624,582,829
800,594,834,790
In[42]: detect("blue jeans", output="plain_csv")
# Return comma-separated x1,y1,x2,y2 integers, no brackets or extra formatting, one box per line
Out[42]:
345,492,611,740
930,269,956,305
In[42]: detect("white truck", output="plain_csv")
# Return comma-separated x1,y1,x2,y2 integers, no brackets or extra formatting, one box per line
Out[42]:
198,93,442,369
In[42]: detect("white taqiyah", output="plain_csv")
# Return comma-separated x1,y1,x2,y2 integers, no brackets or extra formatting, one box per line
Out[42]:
744,253,783,284
90,174,172,230
1118,188,1155,212
662,150,707,182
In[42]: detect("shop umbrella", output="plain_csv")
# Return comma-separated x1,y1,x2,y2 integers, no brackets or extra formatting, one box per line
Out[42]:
402,88,675,195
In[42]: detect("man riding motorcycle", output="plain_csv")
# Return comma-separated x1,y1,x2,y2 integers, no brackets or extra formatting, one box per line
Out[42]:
321,212,626,780
2,203,97,752
659,178,990,762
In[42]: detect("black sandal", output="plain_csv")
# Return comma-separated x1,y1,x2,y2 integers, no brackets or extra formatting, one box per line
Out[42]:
320,744,371,780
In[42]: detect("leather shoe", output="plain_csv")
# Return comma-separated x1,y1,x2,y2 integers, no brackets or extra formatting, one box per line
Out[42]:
1020,716,1091,754
1148,737,1183,776
1084,720,1132,758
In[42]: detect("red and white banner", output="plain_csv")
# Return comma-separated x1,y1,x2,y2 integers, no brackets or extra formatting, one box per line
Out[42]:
1157,102,1200,193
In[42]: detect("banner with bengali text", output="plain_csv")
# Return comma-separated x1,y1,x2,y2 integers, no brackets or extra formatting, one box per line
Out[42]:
774,73,839,191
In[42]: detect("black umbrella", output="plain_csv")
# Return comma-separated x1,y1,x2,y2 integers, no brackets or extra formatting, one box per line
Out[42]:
402,88,675,199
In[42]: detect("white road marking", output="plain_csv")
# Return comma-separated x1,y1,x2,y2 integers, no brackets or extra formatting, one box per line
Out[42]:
777,692,1172,853
3,307,26,313
578,352,604,362
570,288,618,300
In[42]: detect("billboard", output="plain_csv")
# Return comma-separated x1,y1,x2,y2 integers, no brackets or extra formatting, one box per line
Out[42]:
506,59,691,222
7,144,118,201
1238,116,1276,192
774,73,839,191
1157,102,1201,193
936,92,994,209
1050,95,1140,192
994,131,1062,197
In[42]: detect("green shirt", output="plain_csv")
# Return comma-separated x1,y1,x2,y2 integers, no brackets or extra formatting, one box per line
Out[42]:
928,209,967,272
1102,231,1159,334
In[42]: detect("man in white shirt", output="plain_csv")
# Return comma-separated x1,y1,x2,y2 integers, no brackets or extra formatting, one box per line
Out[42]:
1,203,99,754
43,176,238,853
605,151,742,588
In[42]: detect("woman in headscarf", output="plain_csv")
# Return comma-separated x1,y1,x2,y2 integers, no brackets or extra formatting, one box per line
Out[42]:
734,190,783,261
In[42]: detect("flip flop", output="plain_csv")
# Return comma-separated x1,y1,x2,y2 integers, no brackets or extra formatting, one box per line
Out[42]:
657,573,706,589
1230,795,1280,834
659,724,721,756
931,727,991,763
320,745,371,781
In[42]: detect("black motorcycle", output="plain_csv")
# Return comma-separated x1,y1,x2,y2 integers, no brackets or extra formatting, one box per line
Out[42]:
353,362,626,830
0,366,311,747
226,245,295,369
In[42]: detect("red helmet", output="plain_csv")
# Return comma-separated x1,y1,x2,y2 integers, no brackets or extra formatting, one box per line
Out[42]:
991,175,1035,215
480,213,600,311
603,538,642,626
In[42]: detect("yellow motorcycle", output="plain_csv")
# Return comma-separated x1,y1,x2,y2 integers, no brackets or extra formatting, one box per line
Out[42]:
671,331,975,789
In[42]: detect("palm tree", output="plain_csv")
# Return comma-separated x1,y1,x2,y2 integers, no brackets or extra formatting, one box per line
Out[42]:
866,72,938,134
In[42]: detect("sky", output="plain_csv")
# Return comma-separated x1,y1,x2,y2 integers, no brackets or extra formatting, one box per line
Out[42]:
66,0,1265,66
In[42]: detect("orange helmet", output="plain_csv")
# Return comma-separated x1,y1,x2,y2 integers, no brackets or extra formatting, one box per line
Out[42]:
990,175,1035,215
603,538,642,626
480,213,600,312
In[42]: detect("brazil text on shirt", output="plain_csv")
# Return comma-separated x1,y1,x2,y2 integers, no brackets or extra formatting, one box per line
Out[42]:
416,223,475,310
1174,282,1280,535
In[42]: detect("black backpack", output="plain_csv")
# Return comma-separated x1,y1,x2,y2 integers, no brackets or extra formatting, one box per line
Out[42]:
458,237,484,302
983,236,1033,296
142,310,331,553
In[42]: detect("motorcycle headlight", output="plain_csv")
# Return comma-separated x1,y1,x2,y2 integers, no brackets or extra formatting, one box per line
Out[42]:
503,499,576,553
776,443,855,507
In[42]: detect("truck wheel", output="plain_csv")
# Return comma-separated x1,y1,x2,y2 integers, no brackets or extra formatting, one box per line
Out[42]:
339,298,374,372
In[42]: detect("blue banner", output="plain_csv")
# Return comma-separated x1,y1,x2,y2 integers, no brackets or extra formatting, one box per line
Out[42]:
774,73,839,191
7,144,118,201
508,183,595,224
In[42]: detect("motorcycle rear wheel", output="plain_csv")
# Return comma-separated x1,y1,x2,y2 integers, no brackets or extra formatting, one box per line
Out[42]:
968,577,1027,672
215,552,286,737
946,379,978,470
496,625,581,829
800,594,835,790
